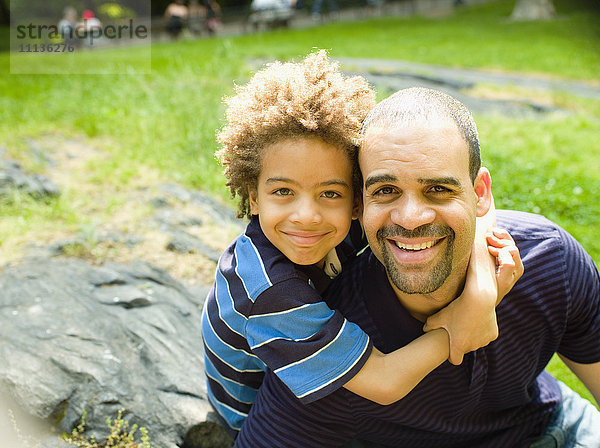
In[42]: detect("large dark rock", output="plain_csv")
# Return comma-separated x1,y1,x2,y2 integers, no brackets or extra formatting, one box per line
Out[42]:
0,258,232,448
166,231,222,262
0,158,60,199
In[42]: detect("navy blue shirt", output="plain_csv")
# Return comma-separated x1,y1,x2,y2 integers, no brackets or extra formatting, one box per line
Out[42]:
235,210,600,448
202,216,372,434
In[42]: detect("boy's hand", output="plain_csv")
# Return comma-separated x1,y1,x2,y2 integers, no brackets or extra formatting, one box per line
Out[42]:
486,228,524,302
423,228,524,365
424,285,498,366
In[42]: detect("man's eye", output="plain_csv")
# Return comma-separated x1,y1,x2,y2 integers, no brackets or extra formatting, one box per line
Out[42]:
429,186,450,193
322,191,340,199
373,186,396,196
274,188,292,196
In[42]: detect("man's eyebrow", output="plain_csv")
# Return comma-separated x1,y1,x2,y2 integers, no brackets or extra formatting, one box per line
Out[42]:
364,174,397,190
418,176,462,188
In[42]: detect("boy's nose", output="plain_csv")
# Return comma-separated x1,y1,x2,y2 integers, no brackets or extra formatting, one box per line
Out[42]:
291,197,323,225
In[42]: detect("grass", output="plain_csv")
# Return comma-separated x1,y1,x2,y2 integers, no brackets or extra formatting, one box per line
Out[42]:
0,0,598,423
229,0,600,80
63,409,152,448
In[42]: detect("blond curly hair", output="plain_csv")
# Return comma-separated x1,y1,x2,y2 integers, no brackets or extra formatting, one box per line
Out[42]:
216,50,376,219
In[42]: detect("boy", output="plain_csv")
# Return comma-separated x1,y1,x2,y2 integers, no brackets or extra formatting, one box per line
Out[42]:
201,51,522,436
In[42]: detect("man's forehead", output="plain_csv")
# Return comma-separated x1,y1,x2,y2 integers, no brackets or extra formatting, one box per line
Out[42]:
362,117,465,156
362,114,459,141
359,118,471,176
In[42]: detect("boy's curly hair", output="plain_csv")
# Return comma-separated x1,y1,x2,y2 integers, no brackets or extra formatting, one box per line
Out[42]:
216,50,376,219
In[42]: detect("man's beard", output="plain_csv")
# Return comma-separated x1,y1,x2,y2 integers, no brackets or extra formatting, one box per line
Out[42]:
377,224,455,294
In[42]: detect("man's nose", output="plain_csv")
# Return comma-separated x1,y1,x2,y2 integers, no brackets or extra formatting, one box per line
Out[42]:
291,197,323,225
390,194,435,230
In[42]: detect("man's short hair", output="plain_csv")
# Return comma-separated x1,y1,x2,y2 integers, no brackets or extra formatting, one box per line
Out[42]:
217,50,376,219
361,87,481,182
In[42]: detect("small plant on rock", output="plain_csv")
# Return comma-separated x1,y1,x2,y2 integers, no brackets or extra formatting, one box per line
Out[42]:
63,409,152,448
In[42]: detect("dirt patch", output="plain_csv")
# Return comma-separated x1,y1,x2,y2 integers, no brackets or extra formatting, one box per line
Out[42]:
1,134,242,287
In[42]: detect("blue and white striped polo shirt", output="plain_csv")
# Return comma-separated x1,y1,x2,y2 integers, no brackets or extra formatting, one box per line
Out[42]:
235,210,600,447
201,216,372,435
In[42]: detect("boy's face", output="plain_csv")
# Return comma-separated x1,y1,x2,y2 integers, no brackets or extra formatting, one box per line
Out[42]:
249,137,357,267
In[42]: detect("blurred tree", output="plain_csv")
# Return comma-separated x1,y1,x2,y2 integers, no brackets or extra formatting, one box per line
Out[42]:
151,0,248,16
10,0,148,21
0,0,9,25
510,0,556,20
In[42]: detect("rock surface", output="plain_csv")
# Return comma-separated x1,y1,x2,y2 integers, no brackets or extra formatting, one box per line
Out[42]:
0,157,61,199
0,258,233,448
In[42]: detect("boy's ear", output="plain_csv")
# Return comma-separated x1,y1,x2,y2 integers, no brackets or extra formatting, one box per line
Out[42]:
474,167,493,217
248,188,259,215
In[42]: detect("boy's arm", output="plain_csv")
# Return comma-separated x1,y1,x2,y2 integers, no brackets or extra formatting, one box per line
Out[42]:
342,220,521,405
423,199,524,365
343,329,449,405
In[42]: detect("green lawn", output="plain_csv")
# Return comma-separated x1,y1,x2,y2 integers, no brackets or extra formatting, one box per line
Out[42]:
0,0,598,407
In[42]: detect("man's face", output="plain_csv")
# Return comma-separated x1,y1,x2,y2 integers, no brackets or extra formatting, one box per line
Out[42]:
359,119,481,316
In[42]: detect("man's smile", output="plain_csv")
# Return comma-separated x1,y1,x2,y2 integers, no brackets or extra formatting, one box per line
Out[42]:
385,236,448,265
392,237,444,251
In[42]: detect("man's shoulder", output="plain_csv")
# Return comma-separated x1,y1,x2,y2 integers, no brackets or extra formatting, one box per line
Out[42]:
496,210,590,260
498,209,599,303
496,210,568,257
497,209,561,240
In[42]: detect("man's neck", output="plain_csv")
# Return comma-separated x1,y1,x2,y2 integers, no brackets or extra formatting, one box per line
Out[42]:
388,271,468,322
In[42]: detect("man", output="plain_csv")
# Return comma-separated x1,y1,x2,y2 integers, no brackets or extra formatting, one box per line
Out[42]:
233,87,600,447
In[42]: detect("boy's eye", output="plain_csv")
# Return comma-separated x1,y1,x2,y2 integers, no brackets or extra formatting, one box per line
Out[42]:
322,191,341,199
273,188,292,196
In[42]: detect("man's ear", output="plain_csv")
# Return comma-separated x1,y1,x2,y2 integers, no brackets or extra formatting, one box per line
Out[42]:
352,196,362,220
356,196,365,226
248,188,259,215
474,167,493,217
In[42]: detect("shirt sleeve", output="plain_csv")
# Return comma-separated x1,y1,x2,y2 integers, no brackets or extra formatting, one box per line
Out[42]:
244,277,372,403
557,227,600,363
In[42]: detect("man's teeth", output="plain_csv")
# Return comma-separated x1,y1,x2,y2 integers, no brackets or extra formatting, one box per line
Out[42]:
394,240,437,251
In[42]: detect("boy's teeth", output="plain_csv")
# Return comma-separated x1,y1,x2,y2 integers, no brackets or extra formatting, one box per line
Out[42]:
395,240,437,251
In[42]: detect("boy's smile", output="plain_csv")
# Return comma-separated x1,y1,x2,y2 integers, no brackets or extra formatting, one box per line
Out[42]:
249,137,357,267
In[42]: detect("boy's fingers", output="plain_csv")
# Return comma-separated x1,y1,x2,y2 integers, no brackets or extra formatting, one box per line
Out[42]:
487,246,500,256
486,228,517,249
496,245,524,281
492,227,515,243
497,246,516,267
496,249,516,282
486,233,513,248
423,315,441,332
449,349,464,366
508,245,524,277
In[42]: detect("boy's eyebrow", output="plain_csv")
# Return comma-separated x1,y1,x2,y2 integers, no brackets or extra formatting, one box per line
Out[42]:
320,179,351,188
364,173,397,190
265,177,295,184
265,177,351,188
418,176,462,188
